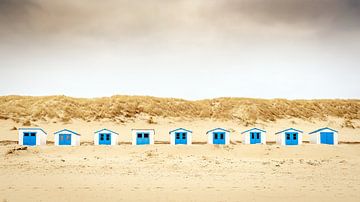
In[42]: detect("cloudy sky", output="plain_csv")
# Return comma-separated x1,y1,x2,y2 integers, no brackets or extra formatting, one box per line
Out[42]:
0,0,359,99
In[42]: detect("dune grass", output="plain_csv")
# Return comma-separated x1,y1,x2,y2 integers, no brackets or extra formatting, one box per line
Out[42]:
0,95,359,126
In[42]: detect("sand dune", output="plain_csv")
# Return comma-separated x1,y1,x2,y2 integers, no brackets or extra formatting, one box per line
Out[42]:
0,96,359,127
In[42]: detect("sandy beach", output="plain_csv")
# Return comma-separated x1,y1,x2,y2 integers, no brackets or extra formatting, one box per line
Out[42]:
1,117,360,201
1,143,360,202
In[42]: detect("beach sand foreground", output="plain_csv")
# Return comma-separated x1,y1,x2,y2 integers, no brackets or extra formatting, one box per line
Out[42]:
1,144,360,202
1,118,360,201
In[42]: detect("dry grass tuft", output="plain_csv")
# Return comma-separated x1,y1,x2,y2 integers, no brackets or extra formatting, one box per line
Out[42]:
5,146,28,155
147,117,157,124
22,119,31,126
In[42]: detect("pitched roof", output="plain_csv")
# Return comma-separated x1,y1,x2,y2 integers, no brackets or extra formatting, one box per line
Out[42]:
131,129,155,135
94,128,119,135
275,128,303,135
206,128,230,134
309,127,338,134
241,128,266,134
54,129,80,136
131,129,155,131
18,128,47,135
169,128,193,134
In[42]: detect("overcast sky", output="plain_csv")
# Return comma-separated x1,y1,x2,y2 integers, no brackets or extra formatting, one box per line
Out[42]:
0,0,359,100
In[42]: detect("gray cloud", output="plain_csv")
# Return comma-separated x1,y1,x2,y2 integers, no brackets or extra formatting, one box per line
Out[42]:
1,0,359,42
0,0,359,99
211,0,360,31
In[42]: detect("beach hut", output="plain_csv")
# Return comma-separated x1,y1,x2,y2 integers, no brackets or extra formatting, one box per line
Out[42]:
206,128,230,145
241,128,266,144
169,128,192,145
131,129,155,145
275,128,303,146
18,128,47,146
94,129,119,146
54,129,80,146
309,127,338,145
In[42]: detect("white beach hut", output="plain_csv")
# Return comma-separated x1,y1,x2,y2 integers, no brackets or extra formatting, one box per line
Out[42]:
131,129,155,145
18,128,47,146
54,129,80,146
309,127,338,145
94,129,119,146
241,128,266,144
206,128,230,145
275,128,303,146
169,128,192,145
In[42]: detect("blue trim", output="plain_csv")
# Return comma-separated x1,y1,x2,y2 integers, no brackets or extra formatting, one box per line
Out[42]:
94,128,119,135
169,128,193,134
18,128,47,135
132,129,155,135
241,128,266,134
309,127,338,134
54,129,80,136
275,128,303,135
206,128,230,134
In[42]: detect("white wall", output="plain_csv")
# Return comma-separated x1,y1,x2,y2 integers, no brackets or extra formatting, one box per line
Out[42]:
73,134,80,146
18,129,47,146
261,133,266,144
309,133,319,144
131,129,155,145
54,133,59,146
334,133,338,145
169,129,192,145
298,132,303,145
276,133,284,145
243,133,250,144
207,129,230,145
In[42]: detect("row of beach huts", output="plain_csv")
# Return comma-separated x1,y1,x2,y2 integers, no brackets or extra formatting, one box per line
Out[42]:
18,127,338,146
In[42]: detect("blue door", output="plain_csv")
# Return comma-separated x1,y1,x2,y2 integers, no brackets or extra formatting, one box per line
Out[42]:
23,132,36,146
213,132,225,144
59,134,71,145
99,133,111,145
285,132,298,145
175,132,187,145
136,133,150,145
320,132,334,145
250,132,261,144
